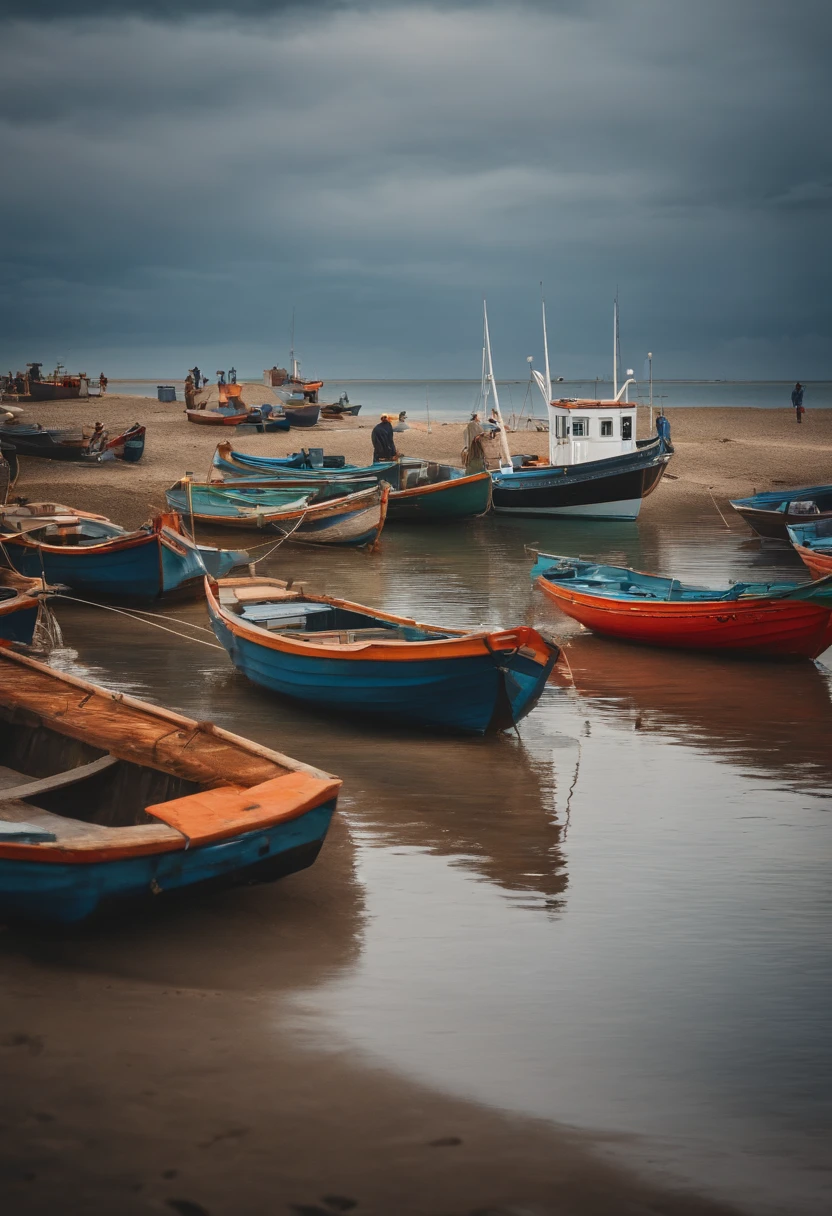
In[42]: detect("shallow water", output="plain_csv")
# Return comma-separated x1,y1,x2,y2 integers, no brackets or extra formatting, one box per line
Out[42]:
39,511,832,1214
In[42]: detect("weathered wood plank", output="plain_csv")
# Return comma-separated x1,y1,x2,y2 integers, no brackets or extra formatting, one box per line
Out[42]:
1,754,119,802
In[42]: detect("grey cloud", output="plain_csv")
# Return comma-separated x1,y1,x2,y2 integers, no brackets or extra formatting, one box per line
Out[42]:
1,0,830,376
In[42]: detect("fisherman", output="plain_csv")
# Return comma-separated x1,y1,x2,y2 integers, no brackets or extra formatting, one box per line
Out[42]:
99,373,108,394
192,364,201,388
371,414,398,462
217,370,226,386
184,373,195,409
791,382,805,423
391,410,409,432
88,421,108,454
228,366,237,384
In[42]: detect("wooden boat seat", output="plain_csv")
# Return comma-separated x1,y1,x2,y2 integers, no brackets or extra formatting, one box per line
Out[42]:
232,586,303,603
0,754,119,801
290,627,400,644
0,798,185,852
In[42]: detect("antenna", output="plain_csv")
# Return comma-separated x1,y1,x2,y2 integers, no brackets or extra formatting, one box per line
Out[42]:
613,290,619,398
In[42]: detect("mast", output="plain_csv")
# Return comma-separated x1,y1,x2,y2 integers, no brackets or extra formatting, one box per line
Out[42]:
483,300,513,472
541,285,554,464
613,292,619,399
290,307,298,380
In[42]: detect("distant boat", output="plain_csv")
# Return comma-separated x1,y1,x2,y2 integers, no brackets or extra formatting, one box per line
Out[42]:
0,573,46,647
0,512,249,599
321,401,362,419
166,481,389,548
730,485,832,541
0,647,341,924
278,400,321,428
0,421,146,464
206,575,560,734
787,520,832,579
186,382,291,431
26,365,89,401
530,552,832,659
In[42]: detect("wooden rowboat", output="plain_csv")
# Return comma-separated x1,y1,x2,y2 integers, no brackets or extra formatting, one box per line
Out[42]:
787,520,832,579
530,552,832,659
0,421,146,464
206,575,560,734
0,511,249,600
0,648,340,923
166,482,389,548
730,484,832,541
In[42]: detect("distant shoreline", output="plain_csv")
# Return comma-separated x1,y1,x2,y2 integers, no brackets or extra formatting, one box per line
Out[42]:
107,377,831,386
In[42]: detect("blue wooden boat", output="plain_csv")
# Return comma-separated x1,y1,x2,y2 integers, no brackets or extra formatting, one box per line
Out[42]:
0,574,43,646
0,512,249,600
166,482,389,547
206,576,560,734
0,648,341,924
730,484,832,541
0,421,145,464
213,441,396,482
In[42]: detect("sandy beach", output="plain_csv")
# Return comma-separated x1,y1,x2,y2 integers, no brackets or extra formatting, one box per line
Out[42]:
6,389,832,531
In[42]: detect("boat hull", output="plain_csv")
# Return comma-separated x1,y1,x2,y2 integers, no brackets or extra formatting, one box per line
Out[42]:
732,504,832,541
491,440,670,519
386,471,492,522
28,381,81,401
0,591,39,645
1,523,217,600
537,576,832,659
792,543,832,580
0,803,335,924
282,403,321,427
207,583,557,734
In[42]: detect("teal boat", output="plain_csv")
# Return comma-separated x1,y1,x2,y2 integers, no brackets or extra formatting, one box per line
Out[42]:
382,460,492,522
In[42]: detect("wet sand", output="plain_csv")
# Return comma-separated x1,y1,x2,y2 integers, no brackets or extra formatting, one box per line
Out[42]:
1,824,747,1216
6,389,832,530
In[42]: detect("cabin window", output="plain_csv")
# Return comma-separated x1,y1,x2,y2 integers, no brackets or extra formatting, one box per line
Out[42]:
622,417,633,440
600,419,613,437
571,418,589,437
553,415,569,439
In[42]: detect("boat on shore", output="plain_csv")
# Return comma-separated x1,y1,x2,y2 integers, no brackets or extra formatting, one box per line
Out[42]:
730,485,832,541
166,481,389,548
277,399,321,428
0,421,146,464
321,401,362,419
211,445,489,520
206,576,560,734
0,512,249,600
787,520,832,579
26,365,89,401
0,648,341,924
530,552,832,659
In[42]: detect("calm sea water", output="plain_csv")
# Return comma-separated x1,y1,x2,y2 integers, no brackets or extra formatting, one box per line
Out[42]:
38,508,832,1214
111,378,832,422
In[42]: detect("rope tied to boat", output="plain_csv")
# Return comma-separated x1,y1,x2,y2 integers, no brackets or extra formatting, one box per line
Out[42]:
46,593,225,650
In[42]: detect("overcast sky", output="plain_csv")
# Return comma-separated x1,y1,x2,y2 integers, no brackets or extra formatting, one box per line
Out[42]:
1,0,830,378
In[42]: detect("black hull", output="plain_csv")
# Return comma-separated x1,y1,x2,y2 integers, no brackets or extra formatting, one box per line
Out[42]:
283,404,321,427
491,440,671,518
29,382,81,401
732,505,832,542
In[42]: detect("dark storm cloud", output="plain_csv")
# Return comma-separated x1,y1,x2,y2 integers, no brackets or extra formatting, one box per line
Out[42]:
1,0,830,376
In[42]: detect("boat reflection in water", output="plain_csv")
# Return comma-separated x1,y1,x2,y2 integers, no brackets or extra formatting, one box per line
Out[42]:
554,631,832,792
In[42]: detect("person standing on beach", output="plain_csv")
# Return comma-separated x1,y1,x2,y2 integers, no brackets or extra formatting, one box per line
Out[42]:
791,382,805,423
371,415,397,462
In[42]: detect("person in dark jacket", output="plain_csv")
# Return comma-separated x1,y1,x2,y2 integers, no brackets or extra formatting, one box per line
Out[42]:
371,414,397,462
791,382,805,423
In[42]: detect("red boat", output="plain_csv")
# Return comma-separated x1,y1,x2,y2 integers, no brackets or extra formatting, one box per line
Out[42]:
530,552,832,660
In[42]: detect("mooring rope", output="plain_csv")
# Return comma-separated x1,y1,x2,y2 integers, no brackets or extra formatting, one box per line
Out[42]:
48,593,225,650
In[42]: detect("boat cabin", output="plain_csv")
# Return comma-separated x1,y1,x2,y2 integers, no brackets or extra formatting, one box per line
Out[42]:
546,399,638,466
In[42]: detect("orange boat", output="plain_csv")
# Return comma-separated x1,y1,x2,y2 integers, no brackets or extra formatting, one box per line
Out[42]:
531,552,832,660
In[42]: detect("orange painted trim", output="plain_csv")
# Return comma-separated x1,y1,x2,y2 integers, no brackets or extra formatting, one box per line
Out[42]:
793,543,832,579
146,771,341,846
0,833,186,865
391,470,491,501
5,527,159,559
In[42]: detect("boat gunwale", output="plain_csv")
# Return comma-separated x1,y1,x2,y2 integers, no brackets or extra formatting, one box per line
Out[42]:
207,577,552,662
